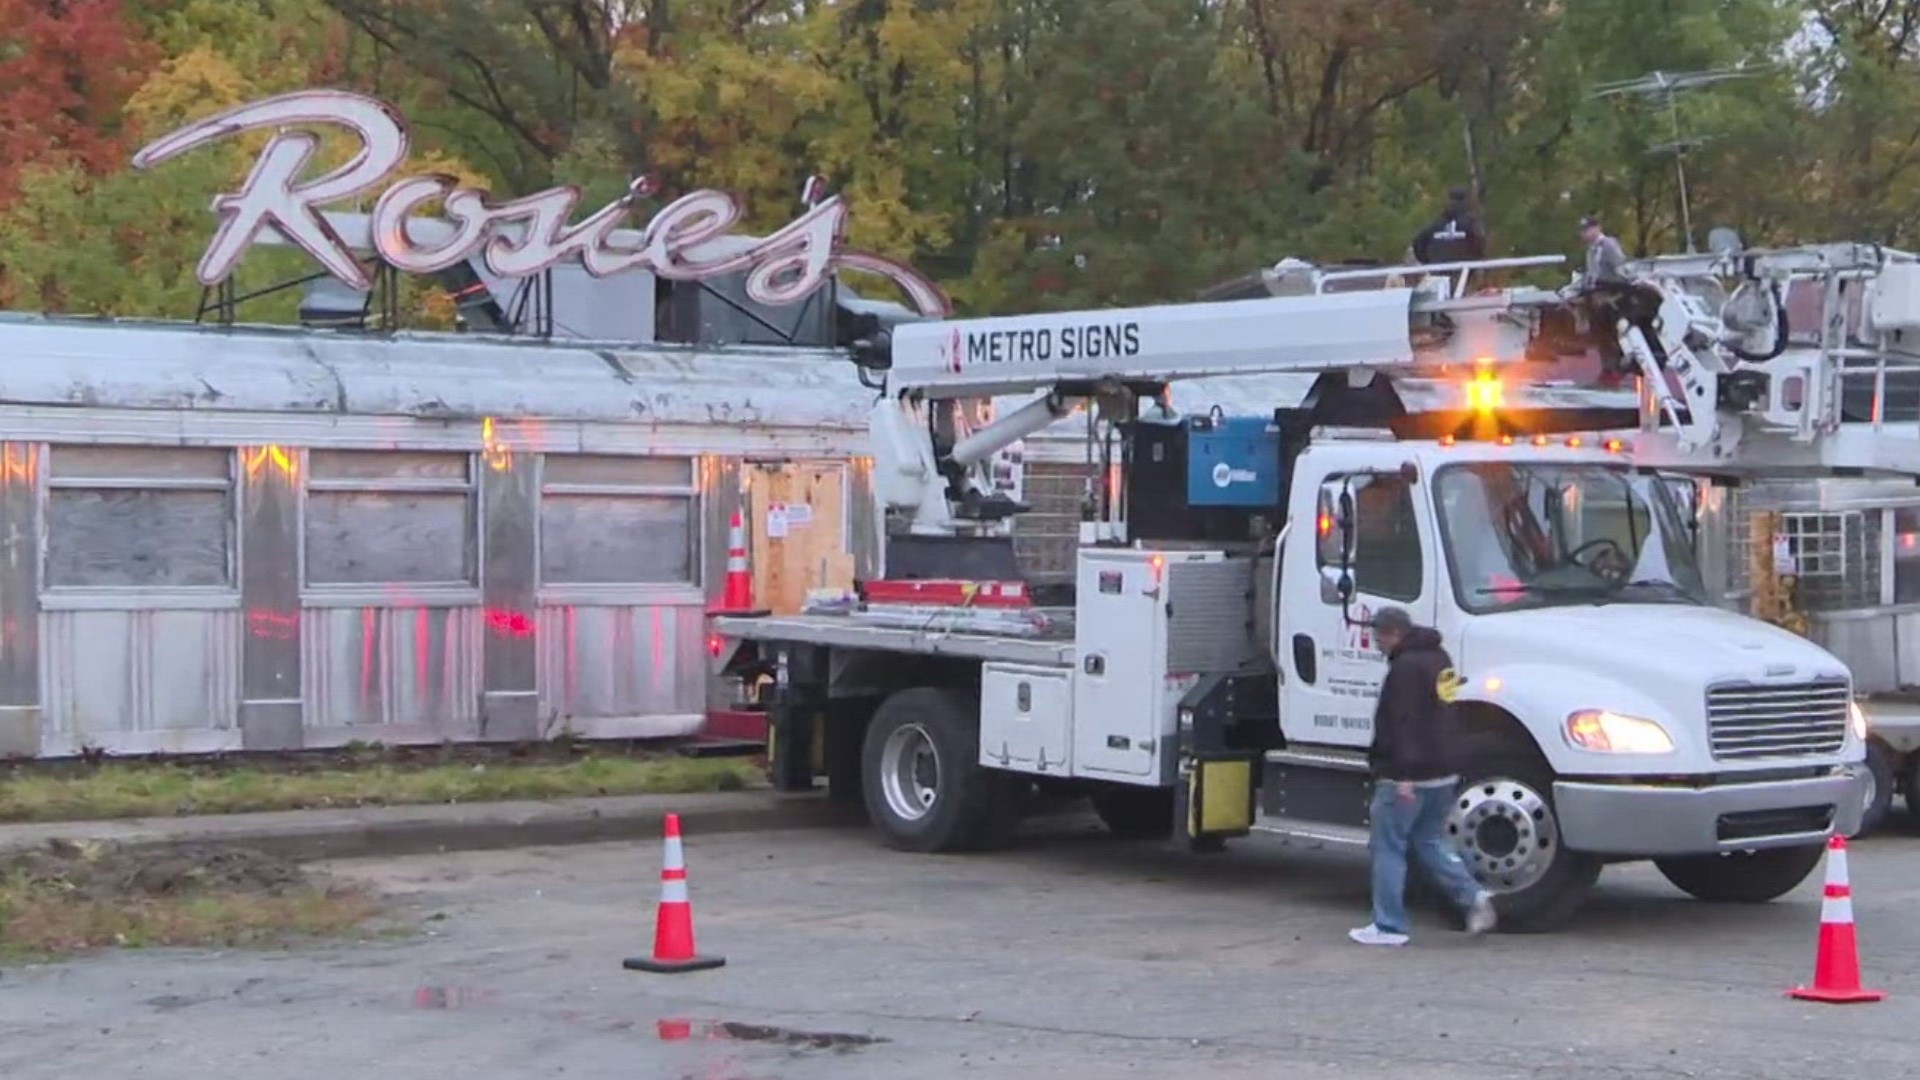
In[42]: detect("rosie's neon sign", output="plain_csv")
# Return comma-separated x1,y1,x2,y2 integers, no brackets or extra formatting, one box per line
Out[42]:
134,89,950,315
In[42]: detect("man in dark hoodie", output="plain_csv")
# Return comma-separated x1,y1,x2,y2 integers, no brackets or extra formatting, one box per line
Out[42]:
1409,187,1488,266
1350,607,1497,946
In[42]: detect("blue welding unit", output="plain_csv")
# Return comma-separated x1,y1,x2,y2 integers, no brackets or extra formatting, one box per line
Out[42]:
1185,415,1282,508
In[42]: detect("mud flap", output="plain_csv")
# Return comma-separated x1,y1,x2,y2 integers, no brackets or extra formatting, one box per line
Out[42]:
1179,753,1257,843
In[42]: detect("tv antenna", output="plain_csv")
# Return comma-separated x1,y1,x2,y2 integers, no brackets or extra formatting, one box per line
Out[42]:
1590,64,1762,253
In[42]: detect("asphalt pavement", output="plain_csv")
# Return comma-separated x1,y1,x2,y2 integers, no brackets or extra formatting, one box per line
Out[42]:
2,814,1915,1079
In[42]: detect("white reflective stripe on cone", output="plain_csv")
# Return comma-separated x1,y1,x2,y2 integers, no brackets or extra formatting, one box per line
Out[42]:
1821,894,1854,924
1828,847,1850,885
728,555,748,569
663,837,685,869
661,878,689,904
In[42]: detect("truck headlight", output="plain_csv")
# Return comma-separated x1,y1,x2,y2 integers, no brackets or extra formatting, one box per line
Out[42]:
1850,701,1868,742
1565,710,1676,754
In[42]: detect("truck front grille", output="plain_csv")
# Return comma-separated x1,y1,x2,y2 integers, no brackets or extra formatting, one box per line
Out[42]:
1705,679,1851,761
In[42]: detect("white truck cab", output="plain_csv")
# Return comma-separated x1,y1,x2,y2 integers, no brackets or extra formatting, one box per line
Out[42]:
1256,435,1864,924
716,248,1905,931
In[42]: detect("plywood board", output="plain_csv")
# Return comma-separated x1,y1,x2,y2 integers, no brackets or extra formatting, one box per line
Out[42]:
747,463,855,615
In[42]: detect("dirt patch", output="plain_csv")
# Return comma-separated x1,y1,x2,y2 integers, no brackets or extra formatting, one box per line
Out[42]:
3,840,310,900
0,839,379,956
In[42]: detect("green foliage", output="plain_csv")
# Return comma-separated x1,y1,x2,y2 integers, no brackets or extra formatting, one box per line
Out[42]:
11,0,1920,317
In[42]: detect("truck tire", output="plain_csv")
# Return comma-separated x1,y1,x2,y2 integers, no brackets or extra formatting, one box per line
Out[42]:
1447,749,1601,933
860,686,1020,853
1653,844,1825,903
1858,739,1896,836
1090,786,1175,838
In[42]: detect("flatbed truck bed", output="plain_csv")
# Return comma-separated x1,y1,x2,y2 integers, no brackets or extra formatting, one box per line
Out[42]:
712,612,1077,667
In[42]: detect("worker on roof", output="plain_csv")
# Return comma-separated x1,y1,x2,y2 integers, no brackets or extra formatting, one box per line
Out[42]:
1409,188,1488,266
1564,215,1663,386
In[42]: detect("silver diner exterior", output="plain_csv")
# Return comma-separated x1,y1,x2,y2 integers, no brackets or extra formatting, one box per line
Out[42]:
0,314,877,757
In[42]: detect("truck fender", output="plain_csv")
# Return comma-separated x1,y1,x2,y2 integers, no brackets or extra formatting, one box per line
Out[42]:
1451,663,1691,777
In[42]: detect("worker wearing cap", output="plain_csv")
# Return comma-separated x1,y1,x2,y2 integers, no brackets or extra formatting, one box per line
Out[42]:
1578,215,1630,286
1566,215,1658,384
1350,607,1497,947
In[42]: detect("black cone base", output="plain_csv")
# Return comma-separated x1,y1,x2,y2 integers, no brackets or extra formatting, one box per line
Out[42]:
623,954,726,974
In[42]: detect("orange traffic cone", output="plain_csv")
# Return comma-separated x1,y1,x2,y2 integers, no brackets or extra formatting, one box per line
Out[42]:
624,813,726,974
708,510,764,615
1788,835,1883,1003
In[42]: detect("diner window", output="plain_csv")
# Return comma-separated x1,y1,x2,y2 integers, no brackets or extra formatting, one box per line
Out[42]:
305,451,476,585
539,455,697,585
46,446,234,589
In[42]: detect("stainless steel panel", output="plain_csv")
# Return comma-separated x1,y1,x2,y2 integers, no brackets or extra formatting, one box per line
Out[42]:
702,456,740,713
848,457,882,580
42,609,240,743
1812,614,1900,695
701,456,742,607
540,603,705,723
1896,613,1920,692
302,606,482,731
0,443,39,755
240,444,303,748
480,430,540,739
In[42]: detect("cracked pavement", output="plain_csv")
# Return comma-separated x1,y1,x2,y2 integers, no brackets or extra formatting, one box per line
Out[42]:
2,815,1916,1079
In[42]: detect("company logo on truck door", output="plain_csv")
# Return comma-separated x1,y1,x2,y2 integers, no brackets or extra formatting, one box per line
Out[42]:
962,320,1142,366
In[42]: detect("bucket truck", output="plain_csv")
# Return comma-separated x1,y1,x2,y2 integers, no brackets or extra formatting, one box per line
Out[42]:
711,247,1920,931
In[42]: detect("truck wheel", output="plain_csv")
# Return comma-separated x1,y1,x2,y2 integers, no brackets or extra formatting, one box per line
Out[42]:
1858,739,1896,836
861,686,1019,853
1653,844,1825,903
1090,786,1174,838
1447,751,1601,933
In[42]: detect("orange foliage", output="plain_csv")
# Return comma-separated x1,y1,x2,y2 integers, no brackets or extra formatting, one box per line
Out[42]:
0,0,158,204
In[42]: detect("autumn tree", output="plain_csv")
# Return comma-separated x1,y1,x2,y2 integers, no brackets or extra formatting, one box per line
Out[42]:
0,0,157,202
0,0,487,320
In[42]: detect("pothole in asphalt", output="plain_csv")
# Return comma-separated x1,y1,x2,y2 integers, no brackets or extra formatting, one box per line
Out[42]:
656,1018,886,1051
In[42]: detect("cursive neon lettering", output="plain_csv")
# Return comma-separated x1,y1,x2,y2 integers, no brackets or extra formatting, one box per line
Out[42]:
133,88,953,316
372,175,485,275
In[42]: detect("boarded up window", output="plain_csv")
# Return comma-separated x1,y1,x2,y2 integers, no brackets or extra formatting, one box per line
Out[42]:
306,492,475,584
45,446,234,589
48,490,232,588
304,451,476,586
539,455,697,585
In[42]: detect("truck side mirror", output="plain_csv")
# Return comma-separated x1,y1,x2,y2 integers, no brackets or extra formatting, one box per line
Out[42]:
1337,489,1357,568
1315,487,1340,564
1336,487,1358,612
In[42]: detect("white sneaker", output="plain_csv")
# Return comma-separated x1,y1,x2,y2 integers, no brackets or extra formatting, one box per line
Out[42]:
1465,891,1497,935
1348,924,1410,947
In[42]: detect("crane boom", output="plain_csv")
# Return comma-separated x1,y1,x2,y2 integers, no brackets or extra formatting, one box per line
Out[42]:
887,256,1570,399
869,245,1920,538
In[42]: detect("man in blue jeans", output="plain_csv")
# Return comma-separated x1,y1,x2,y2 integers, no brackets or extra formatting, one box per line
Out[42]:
1350,607,1497,946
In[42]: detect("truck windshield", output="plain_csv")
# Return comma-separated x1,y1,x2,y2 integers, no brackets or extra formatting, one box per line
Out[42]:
1433,461,1708,614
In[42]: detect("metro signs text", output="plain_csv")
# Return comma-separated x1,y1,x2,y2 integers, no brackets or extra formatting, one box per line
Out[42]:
964,321,1142,365
132,90,950,316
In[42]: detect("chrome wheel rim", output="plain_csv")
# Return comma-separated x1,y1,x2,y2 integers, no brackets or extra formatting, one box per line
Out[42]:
1447,776,1559,895
879,723,940,822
